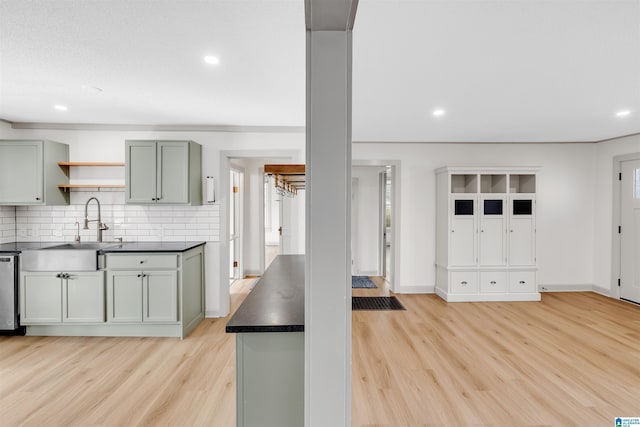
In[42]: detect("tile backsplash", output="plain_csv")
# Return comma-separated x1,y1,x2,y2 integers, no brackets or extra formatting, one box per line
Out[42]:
8,191,219,243
0,206,16,244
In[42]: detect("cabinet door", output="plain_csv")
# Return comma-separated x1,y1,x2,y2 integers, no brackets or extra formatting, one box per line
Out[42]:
126,141,157,204
156,141,189,204
479,197,506,266
450,196,477,266
21,273,62,323
106,271,142,322
0,141,43,204
63,272,105,323
143,270,178,322
509,197,536,266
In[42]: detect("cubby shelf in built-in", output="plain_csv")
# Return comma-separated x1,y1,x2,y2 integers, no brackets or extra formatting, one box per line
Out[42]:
57,161,125,191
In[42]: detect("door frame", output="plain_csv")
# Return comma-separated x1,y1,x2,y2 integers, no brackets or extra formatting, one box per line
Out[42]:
611,152,640,300
229,165,244,281
219,150,300,316
352,160,401,292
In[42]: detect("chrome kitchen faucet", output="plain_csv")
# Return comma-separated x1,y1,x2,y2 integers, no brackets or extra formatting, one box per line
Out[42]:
84,197,109,242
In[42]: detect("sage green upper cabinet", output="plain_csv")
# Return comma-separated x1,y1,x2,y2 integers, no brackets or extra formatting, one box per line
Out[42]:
0,140,69,205
125,140,202,205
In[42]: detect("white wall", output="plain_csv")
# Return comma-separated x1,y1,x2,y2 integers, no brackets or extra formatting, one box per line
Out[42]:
353,142,599,293
351,166,383,275
0,121,305,316
593,134,640,294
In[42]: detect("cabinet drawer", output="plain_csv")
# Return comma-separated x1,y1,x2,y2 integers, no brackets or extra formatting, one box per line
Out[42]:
106,254,178,270
450,272,478,294
480,271,508,293
509,271,536,293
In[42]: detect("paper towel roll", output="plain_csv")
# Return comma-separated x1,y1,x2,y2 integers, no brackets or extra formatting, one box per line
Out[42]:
206,176,215,203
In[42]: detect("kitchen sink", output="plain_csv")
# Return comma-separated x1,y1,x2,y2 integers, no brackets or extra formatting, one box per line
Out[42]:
21,242,119,272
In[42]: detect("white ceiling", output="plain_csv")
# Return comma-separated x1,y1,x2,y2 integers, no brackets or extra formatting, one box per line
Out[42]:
0,0,638,142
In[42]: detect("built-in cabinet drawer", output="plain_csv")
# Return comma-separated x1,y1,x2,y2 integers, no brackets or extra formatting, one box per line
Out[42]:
480,271,508,293
509,271,536,293
450,272,478,294
106,254,178,270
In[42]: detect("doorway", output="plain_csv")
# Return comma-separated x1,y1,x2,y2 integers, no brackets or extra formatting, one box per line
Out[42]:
620,158,640,304
264,174,281,269
351,163,397,290
218,150,301,317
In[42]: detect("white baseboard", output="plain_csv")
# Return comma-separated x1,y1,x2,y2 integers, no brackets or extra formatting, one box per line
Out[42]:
538,284,594,292
205,309,228,318
355,270,379,276
591,285,611,297
394,284,435,294
435,288,541,302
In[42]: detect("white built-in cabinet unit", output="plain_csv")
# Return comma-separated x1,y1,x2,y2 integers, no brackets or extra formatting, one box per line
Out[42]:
125,140,202,205
435,167,540,302
0,140,69,205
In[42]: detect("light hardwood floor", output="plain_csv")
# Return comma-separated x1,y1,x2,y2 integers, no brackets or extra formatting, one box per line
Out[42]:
1,278,639,426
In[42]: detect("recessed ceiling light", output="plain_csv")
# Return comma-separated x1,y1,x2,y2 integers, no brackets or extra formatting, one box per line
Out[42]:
615,110,631,117
54,105,68,111
432,109,446,117
204,55,220,65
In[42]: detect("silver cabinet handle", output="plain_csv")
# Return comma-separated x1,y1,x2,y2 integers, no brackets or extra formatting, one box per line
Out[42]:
461,281,467,285
490,281,496,284
519,280,525,284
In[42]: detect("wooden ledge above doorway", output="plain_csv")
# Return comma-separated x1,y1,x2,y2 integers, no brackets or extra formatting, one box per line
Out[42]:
264,164,305,192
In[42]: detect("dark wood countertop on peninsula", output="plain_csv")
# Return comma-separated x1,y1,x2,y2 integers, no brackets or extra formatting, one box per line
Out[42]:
226,254,304,333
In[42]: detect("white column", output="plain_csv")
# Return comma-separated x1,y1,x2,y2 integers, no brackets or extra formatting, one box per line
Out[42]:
305,29,352,427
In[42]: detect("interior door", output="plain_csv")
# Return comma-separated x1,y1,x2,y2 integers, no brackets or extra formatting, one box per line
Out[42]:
620,159,640,303
279,193,294,254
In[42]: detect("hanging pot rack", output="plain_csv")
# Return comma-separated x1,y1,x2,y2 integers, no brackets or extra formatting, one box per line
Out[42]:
264,164,305,197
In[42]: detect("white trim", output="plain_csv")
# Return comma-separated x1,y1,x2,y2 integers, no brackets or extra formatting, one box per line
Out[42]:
611,152,640,301
538,284,594,292
8,122,305,133
395,285,435,294
435,288,541,302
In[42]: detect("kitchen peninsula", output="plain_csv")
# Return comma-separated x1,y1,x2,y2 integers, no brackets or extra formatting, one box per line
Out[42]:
0,241,205,339
226,254,304,427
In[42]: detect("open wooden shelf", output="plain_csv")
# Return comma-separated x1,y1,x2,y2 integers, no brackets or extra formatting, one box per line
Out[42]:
58,183,125,192
58,162,125,167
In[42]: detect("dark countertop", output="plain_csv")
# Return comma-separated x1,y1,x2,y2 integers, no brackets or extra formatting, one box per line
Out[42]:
226,254,304,333
0,241,205,254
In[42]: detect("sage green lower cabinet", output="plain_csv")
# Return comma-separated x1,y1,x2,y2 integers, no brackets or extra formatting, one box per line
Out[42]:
63,272,105,323
21,271,104,324
21,273,63,324
103,246,204,338
143,271,178,322
105,269,178,323
106,271,143,322
23,245,205,339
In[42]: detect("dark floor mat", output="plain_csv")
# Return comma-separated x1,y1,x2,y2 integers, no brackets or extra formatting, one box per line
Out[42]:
352,296,405,311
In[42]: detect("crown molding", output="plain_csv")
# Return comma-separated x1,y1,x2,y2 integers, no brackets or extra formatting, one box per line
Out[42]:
6,121,305,133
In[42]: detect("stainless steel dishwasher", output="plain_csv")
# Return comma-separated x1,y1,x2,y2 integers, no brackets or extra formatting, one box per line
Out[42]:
0,254,24,334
